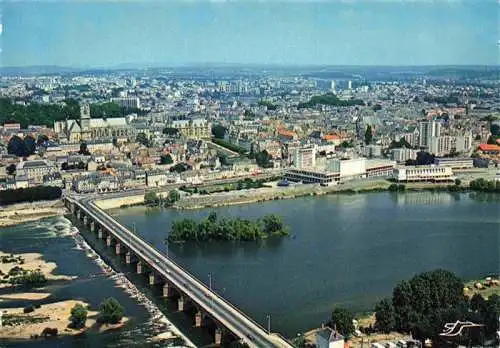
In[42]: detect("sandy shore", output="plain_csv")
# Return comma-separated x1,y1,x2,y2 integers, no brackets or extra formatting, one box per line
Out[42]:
0,292,51,301
0,299,129,339
0,200,67,228
0,251,77,289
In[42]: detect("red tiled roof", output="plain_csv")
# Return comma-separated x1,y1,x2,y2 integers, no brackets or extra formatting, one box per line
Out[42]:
479,144,500,152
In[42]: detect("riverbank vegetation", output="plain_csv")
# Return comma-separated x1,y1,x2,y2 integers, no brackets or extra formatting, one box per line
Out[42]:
166,212,289,242
180,178,267,195
372,269,499,346
144,190,180,207
0,186,62,205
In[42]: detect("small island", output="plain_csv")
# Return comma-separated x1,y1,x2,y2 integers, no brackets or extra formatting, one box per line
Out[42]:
166,212,289,242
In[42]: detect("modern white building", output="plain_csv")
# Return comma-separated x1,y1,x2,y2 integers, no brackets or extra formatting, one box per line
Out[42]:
393,165,455,182
419,120,441,148
455,133,473,153
434,157,474,169
328,157,366,181
392,148,418,163
429,135,453,156
293,147,316,169
110,97,141,109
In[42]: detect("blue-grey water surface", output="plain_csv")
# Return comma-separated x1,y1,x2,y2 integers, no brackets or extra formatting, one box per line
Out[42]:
114,191,500,337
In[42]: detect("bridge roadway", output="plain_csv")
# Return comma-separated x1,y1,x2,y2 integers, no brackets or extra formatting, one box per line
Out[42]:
67,194,293,348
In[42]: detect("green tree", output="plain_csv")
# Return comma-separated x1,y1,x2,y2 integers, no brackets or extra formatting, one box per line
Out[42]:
454,178,461,186
374,298,396,333
330,307,355,337
163,127,179,136
219,154,229,166
136,132,149,147
24,135,36,155
167,190,180,205
7,135,28,157
365,125,373,145
144,191,159,205
69,303,88,329
487,136,496,144
98,297,124,324
211,124,227,139
6,163,16,176
79,142,91,155
255,150,273,168
261,214,286,236
160,154,173,165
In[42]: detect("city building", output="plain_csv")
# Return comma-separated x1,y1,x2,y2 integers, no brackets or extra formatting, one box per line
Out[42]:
429,135,453,156
292,147,316,169
284,167,339,185
328,157,366,181
366,159,396,178
315,327,344,348
54,104,134,142
16,159,58,185
455,133,473,153
419,120,441,148
392,148,418,163
170,119,211,139
110,97,141,109
434,157,474,169
393,166,455,182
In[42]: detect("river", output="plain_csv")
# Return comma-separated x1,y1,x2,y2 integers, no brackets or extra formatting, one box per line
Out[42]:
113,191,500,337
0,216,187,347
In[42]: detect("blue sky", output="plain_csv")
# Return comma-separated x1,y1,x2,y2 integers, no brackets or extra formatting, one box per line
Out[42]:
1,0,498,67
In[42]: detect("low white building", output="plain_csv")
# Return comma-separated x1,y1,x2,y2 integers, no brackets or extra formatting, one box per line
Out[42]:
393,165,455,182
434,157,473,169
315,327,344,348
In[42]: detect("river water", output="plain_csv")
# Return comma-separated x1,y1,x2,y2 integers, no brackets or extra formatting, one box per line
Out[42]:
113,191,500,337
0,216,188,347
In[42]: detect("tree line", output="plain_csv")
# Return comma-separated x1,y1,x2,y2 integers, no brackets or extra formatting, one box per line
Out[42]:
298,94,364,109
166,212,289,242
0,97,140,129
0,186,62,205
373,269,499,345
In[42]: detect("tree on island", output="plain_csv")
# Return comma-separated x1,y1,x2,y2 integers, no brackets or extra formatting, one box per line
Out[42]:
69,303,88,329
329,307,355,337
98,297,124,324
166,212,289,242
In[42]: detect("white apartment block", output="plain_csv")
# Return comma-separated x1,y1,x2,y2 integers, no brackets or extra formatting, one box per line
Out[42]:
392,148,418,163
419,121,441,148
429,135,453,156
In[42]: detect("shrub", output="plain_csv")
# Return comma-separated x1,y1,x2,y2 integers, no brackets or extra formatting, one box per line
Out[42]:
69,303,88,329
23,306,35,314
98,297,124,324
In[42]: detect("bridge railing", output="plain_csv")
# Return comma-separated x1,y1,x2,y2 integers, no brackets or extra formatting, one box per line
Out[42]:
70,196,293,347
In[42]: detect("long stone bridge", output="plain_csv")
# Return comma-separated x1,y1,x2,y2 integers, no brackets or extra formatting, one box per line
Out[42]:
64,194,293,348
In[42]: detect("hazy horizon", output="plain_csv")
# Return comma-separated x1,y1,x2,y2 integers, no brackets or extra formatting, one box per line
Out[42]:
1,0,498,68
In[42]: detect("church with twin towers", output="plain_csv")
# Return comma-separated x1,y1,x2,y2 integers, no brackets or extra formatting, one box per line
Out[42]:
54,103,134,143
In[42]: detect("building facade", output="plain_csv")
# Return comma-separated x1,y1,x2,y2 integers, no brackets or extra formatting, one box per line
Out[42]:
393,165,455,182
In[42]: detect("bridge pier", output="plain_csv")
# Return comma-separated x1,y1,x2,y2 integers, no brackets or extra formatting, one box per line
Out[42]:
136,261,143,275
90,221,96,232
125,252,132,264
115,242,121,255
98,229,104,239
177,296,186,312
195,310,204,328
214,327,222,345
148,273,156,286
83,215,88,226
70,203,76,215
106,235,112,247
76,210,82,220
162,283,173,298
